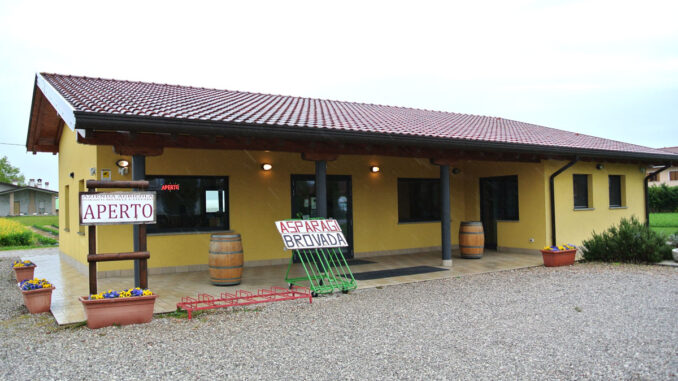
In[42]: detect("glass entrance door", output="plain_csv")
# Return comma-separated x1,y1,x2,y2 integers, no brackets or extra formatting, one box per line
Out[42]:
291,175,353,258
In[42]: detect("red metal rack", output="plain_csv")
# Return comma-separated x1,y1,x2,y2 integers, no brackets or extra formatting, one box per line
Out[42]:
176,286,312,320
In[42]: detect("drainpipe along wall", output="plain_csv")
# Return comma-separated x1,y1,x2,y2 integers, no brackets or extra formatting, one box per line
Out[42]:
549,158,579,246
644,164,670,226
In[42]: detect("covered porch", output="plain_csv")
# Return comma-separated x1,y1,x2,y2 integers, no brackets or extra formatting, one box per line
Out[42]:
18,247,543,325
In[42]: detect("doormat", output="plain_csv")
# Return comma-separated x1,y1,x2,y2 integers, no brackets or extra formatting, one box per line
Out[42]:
344,259,375,266
352,266,448,281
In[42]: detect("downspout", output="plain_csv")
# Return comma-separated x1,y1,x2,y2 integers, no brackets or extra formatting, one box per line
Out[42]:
644,164,671,226
549,158,579,246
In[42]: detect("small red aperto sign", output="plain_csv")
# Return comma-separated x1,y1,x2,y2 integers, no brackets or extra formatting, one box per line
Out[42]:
161,184,180,191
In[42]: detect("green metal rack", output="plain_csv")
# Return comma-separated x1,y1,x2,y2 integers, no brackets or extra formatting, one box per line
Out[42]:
285,247,357,297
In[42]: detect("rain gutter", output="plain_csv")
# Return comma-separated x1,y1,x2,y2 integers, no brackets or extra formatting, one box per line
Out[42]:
72,112,678,163
549,158,579,246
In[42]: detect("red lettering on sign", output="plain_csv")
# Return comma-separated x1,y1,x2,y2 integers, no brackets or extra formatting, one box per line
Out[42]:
131,204,140,218
120,204,130,219
279,222,289,233
109,204,118,219
319,220,330,231
285,221,296,233
97,204,106,219
310,220,320,232
294,221,303,233
83,205,94,220
142,204,153,218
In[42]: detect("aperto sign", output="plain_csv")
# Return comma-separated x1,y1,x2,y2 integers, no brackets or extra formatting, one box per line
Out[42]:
80,192,156,225
275,219,349,250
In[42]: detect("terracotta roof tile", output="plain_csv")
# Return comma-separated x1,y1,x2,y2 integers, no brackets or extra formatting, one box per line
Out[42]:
40,73,674,157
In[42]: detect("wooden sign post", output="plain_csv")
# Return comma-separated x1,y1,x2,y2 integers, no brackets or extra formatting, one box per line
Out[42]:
81,180,156,295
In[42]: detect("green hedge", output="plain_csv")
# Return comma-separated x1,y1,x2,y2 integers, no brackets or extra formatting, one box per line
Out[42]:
0,231,33,246
35,234,58,245
33,225,59,236
582,216,671,263
648,184,678,213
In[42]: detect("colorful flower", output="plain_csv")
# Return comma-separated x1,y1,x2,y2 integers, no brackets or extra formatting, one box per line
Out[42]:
88,288,153,299
12,259,35,268
543,244,577,252
19,278,52,291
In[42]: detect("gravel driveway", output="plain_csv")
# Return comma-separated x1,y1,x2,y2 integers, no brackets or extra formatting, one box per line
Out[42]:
1,257,676,380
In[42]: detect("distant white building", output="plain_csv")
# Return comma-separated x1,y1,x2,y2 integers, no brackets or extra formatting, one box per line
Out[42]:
648,147,678,187
0,180,58,216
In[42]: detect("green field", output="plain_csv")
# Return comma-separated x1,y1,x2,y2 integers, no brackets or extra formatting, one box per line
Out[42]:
6,215,59,227
0,216,59,251
649,213,678,236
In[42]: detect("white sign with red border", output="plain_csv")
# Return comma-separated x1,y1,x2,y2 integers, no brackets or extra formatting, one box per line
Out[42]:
275,219,348,250
80,192,156,225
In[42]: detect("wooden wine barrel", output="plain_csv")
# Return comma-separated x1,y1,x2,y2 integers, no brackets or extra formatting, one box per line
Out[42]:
459,221,484,259
209,233,243,286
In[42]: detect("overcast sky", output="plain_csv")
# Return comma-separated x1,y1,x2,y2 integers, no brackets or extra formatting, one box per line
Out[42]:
0,0,676,189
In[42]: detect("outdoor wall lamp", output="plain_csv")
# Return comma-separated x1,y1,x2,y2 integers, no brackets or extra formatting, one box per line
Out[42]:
116,159,130,175
261,163,273,171
369,166,380,173
596,163,604,170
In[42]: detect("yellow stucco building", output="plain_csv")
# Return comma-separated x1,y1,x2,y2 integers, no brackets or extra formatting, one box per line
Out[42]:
26,73,678,278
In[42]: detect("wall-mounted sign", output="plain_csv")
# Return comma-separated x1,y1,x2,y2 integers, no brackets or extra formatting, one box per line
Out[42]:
160,184,180,191
100,169,112,181
80,192,156,225
275,219,348,250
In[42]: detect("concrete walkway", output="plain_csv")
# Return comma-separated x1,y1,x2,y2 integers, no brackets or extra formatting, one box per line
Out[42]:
10,247,544,325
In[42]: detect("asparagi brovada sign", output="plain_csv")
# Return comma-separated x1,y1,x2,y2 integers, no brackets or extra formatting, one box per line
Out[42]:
275,219,349,250
80,192,156,225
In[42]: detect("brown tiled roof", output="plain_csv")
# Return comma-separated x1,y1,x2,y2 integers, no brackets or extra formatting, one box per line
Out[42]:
39,73,676,158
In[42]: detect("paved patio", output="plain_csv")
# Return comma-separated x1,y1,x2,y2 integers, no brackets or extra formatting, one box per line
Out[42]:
15,247,543,325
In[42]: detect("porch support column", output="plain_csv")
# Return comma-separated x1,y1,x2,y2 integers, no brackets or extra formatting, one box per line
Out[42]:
440,165,452,266
8,192,14,216
132,155,145,287
315,160,328,218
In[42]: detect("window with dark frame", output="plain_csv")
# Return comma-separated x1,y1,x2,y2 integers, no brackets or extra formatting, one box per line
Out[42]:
397,178,441,222
648,173,658,182
608,175,622,207
670,171,678,181
146,176,229,233
573,174,590,209
494,175,519,221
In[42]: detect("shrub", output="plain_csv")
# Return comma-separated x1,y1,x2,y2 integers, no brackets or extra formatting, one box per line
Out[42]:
35,234,58,246
0,219,33,246
33,224,59,236
648,184,678,213
582,216,671,263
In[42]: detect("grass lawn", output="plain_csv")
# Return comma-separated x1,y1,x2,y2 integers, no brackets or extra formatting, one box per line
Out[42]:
0,243,54,251
1,216,59,250
5,215,58,227
649,212,678,236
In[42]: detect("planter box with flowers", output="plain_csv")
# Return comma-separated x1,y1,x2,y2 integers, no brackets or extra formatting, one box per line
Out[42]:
12,260,36,283
79,288,157,329
540,244,577,267
20,278,54,313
